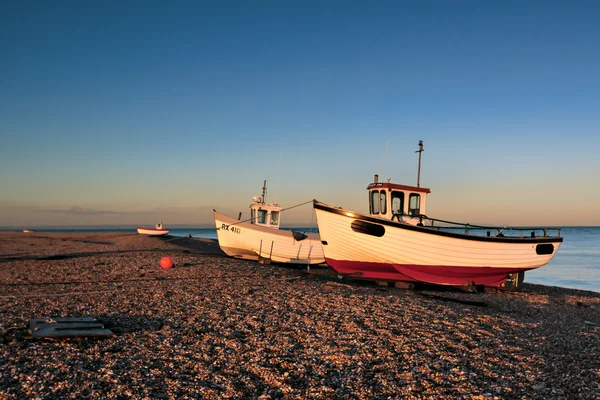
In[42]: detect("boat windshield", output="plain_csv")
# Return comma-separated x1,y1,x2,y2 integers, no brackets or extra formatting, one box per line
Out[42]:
258,210,267,224
409,194,421,216
371,191,379,214
270,211,279,225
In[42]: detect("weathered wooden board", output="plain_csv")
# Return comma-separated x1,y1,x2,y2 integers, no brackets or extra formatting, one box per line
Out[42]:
29,317,114,339
39,322,105,330
30,317,98,326
394,281,415,289
258,256,272,265
31,328,114,339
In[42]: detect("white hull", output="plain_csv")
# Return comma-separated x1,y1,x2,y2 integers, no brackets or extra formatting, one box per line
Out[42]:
314,201,562,287
137,227,169,236
214,210,325,264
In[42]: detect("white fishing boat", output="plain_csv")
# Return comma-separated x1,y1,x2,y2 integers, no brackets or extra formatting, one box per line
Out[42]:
137,222,169,236
313,141,563,289
22,229,36,233
213,181,324,265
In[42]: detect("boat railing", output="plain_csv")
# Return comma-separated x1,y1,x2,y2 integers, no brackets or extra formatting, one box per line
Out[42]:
418,215,561,238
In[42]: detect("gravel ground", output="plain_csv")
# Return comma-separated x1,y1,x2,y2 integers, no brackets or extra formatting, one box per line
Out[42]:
1,232,598,399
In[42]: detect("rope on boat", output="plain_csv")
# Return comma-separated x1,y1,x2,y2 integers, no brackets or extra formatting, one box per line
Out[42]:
163,199,316,242
307,204,317,270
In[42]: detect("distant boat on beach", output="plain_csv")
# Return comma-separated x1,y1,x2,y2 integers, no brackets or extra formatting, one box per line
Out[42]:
137,222,169,236
22,228,36,233
214,181,325,265
313,141,564,290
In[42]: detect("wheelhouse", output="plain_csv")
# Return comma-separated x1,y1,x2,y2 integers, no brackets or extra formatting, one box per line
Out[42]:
368,174,431,223
249,182,283,230
250,202,282,229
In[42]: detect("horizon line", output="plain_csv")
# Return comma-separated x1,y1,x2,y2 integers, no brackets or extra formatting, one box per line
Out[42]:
2,224,600,230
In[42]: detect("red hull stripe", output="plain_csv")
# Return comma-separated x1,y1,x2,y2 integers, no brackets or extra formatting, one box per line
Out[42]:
326,258,527,287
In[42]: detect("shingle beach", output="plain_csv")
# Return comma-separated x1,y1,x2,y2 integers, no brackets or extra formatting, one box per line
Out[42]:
1,232,598,399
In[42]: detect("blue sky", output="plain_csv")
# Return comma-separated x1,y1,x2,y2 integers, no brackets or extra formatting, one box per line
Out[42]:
1,1,599,227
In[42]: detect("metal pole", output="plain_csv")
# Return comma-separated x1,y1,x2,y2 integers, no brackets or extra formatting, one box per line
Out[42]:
416,140,424,187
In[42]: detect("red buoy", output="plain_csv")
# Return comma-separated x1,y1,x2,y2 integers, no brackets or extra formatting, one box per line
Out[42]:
160,256,173,269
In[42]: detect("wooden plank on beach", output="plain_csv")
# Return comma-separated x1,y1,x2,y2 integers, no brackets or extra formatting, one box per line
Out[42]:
32,328,114,339
29,317,114,339
377,281,415,289
394,281,415,289
29,317,98,325
39,322,105,330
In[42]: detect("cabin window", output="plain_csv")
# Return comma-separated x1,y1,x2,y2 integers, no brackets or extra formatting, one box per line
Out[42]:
408,194,421,216
391,191,404,215
370,191,380,214
258,210,267,224
270,211,279,225
380,190,387,214
251,209,256,224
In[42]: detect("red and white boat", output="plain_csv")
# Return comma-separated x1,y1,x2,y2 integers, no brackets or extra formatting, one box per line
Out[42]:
214,181,325,265
313,141,563,289
137,222,169,236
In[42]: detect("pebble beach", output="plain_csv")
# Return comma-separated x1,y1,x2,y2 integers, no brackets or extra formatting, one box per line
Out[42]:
1,232,598,399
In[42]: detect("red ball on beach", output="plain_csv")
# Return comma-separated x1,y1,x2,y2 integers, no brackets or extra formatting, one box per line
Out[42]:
160,257,173,269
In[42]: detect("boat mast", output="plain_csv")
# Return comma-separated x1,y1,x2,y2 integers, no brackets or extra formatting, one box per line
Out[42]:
416,140,424,187
261,180,267,204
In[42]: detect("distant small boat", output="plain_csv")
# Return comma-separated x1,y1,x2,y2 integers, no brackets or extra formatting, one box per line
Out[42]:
137,222,169,236
22,229,36,233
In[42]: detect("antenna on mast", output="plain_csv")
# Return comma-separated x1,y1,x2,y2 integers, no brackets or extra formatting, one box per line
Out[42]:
415,140,424,187
379,137,389,176
274,152,282,204
261,180,267,203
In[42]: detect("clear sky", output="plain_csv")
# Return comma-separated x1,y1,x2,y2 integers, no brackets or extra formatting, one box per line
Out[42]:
1,1,599,228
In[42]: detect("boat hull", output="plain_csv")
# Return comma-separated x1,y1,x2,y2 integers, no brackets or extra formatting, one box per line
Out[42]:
214,210,325,265
137,227,169,236
314,202,563,287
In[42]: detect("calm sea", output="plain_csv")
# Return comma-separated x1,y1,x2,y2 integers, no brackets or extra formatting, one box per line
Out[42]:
525,227,600,293
3,226,598,293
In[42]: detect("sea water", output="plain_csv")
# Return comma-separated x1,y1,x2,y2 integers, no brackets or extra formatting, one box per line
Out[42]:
525,227,600,293
3,226,598,293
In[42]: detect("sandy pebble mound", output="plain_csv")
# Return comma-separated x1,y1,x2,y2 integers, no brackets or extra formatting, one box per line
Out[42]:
1,232,599,399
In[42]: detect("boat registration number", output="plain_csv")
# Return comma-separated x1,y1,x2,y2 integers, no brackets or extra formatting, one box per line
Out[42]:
221,224,241,234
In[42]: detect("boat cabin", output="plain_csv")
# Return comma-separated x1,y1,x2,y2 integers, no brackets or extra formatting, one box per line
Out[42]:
250,201,282,229
368,174,431,224
247,176,284,231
